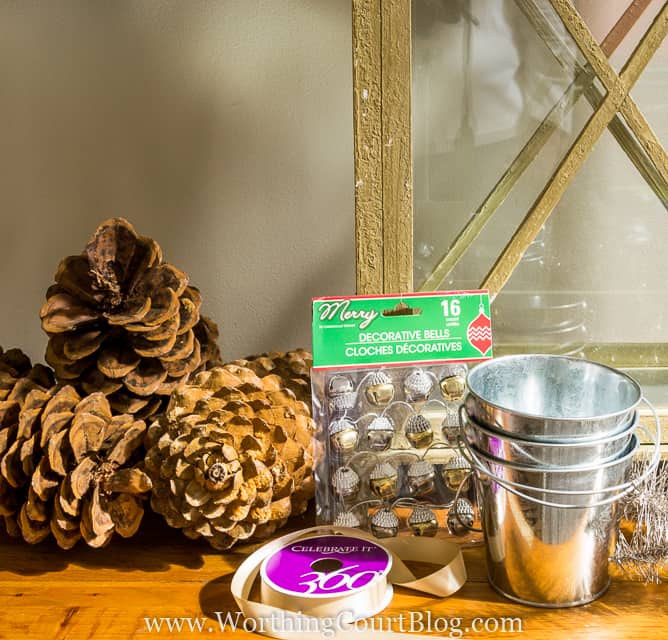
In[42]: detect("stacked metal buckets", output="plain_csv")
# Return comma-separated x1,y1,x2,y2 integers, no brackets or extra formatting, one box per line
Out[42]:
459,354,661,607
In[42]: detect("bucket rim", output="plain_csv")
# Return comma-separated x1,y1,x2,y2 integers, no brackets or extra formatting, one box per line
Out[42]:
466,354,642,423
467,432,639,473
463,408,637,447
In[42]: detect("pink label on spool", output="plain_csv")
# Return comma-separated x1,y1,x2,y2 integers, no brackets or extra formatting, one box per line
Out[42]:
262,535,391,596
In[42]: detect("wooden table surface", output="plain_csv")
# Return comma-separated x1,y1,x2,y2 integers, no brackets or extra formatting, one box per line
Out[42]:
1,510,666,639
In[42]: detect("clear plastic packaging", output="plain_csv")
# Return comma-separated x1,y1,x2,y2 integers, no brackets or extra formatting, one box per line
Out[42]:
311,363,483,544
311,291,493,544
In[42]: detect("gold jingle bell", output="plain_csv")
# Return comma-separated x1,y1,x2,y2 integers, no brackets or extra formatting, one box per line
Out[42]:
332,466,360,499
404,414,433,448
403,369,434,402
370,508,399,538
439,366,467,402
441,454,472,492
334,510,362,528
369,461,398,499
408,505,439,537
441,406,462,446
364,371,395,407
447,498,475,536
328,418,359,454
407,459,436,497
328,375,357,413
367,415,395,451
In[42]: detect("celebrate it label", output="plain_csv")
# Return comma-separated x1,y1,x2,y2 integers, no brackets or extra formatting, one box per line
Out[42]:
261,535,391,596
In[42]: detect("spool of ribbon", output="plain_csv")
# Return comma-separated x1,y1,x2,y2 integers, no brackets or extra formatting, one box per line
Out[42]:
231,526,467,639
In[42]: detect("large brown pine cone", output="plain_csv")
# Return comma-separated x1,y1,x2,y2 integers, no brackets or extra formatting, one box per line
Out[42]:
0,382,151,549
40,218,221,419
144,364,315,550
231,349,312,404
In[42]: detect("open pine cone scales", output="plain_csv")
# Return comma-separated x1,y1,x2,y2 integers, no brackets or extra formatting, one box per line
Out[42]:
0,348,55,537
231,349,313,404
40,218,221,418
0,347,54,401
0,381,151,549
145,364,315,550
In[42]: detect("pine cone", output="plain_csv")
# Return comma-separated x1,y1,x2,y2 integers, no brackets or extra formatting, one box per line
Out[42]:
40,218,221,419
231,349,312,404
0,349,55,537
0,347,54,401
144,364,315,550
0,383,151,548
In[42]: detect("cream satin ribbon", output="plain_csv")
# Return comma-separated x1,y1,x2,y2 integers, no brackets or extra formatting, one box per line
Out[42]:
231,526,467,639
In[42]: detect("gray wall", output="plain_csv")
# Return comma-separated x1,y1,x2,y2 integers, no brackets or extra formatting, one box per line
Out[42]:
0,0,355,364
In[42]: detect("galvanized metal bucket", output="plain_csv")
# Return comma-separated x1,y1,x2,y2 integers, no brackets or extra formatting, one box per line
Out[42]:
461,406,636,468
459,421,661,607
475,468,621,607
465,355,641,440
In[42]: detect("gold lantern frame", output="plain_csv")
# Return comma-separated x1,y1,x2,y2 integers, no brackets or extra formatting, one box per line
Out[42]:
352,0,668,436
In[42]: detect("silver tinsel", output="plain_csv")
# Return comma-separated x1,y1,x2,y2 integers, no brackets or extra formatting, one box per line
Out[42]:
613,458,668,583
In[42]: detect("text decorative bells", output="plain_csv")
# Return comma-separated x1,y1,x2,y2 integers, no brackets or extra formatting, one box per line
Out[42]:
408,505,439,537
439,366,467,402
403,369,434,402
328,418,359,454
370,508,400,538
447,498,475,536
366,415,395,451
441,455,472,492
334,510,362,528
404,414,433,448
407,459,436,497
332,466,360,499
328,375,357,413
364,371,395,406
369,462,398,499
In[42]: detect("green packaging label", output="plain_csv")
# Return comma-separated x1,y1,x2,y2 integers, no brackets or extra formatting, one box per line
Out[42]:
312,291,493,369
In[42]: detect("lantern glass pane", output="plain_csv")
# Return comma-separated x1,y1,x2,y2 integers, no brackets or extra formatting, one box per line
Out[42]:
411,0,668,413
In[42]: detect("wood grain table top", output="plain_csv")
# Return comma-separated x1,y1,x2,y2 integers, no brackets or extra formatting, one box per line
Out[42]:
0,511,666,639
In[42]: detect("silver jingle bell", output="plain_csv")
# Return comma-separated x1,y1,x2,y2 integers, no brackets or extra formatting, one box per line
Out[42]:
332,466,360,499
328,375,357,414
403,369,434,402
439,366,467,402
328,374,354,396
406,459,436,497
408,505,439,537
404,414,433,448
369,462,398,499
334,510,362,528
441,454,472,492
328,418,359,454
370,508,400,538
366,415,395,451
447,498,475,536
441,406,462,446
364,371,395,407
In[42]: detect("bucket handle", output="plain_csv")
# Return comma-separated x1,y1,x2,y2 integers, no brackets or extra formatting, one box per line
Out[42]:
457,397,661,510
462,426,654,497
458,404,660,495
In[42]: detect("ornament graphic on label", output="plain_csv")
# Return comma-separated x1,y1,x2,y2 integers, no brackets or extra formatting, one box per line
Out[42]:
466,302,492,356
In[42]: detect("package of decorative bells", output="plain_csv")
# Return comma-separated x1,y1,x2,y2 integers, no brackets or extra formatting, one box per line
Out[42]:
311,291,493,544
